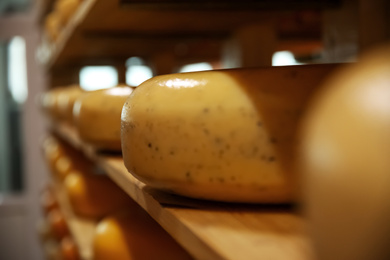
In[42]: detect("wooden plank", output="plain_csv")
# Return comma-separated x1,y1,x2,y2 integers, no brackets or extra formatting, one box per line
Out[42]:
39,0,325,70
51,122,314,260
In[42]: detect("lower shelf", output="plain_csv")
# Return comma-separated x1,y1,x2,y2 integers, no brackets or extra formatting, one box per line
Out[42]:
51,122,314,260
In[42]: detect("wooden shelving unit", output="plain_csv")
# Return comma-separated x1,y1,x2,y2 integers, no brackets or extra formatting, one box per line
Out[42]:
50,122,314,260
36,0,390,259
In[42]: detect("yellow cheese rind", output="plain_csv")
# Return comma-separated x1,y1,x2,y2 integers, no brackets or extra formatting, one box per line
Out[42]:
121,65,337,203
74,86,134,150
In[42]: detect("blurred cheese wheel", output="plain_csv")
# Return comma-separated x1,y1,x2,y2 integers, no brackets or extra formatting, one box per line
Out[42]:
301,46,390,260
43,240,61,260
60,237,80,260
64,170,136,218
55,0,80,24
121,65,337,202
93,209,192,260
48,208,70,241
73,86,134,150
37,220,54,243
48,140,93,180
40,186,59,215
42,136,65,175
41,87,66,120
57,85,84,124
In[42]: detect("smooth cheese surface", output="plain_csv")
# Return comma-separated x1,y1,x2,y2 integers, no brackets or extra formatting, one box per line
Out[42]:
74,86,134,150
301,46,390,260
121,65,337,203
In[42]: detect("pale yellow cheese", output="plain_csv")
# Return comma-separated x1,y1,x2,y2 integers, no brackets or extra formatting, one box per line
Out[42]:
74,86,134,150
121,65,337,203
301,46,390,260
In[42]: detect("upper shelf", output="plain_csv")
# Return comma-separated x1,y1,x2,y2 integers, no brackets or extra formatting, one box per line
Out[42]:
38,0,331,70
50,122,314,260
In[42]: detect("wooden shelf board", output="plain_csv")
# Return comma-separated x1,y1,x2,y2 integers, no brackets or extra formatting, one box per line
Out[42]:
39,0,324,70
51,122,314,260
54,180,97,260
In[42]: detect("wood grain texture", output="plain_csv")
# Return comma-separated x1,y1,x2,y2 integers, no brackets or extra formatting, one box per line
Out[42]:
51,122,315,260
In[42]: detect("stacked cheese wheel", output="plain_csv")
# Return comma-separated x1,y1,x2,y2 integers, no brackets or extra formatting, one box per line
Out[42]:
40,85,84,122
41,85,133,151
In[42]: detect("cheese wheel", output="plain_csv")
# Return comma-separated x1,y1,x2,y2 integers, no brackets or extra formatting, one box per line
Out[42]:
74,86,134,150
64,170,136,218
57,85,84,124
60,237,80,260
52,143,93,181
121,65,337,203
37,220,53,243
41,87,67,120
47,208,70,241
92,209,192,260
40,186,59,215
301,46,390,260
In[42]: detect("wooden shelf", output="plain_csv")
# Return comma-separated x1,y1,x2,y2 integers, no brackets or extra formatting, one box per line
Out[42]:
54,180,97,260
50,122,314,260
37,0,328,71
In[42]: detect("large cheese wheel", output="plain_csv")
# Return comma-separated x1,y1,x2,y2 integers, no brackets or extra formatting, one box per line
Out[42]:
121,65,337,203
301,46,390,260
92,209,192,260
64,170,136,218
74,86,134,150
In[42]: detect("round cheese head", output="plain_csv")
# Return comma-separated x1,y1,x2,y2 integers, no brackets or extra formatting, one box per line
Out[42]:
121,65,337,203
92,209,192,260
64,170,136,219
73,86,134,151
301,46,390,260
